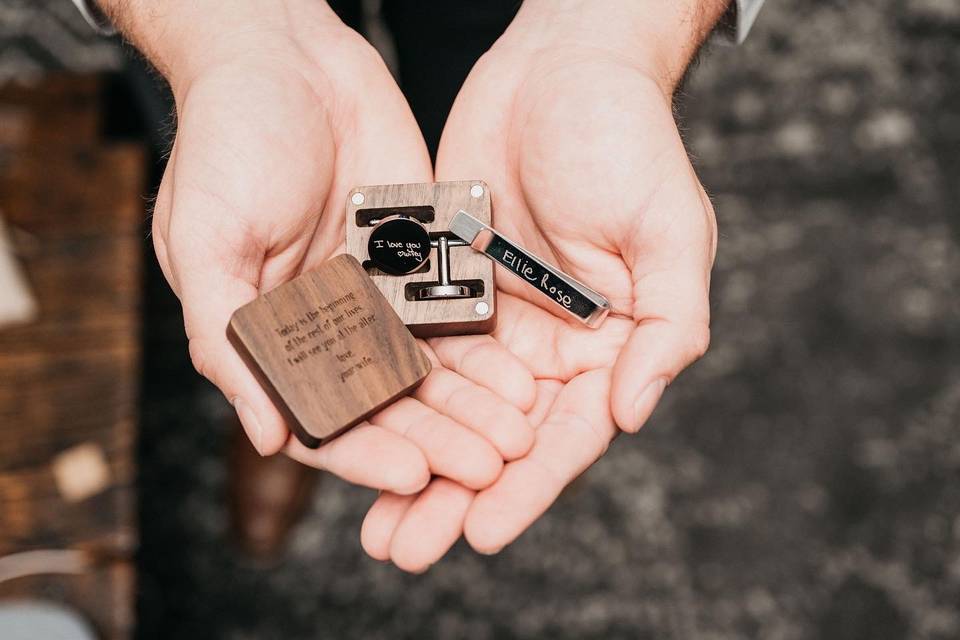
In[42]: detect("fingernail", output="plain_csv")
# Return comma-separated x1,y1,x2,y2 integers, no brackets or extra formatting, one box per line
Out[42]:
632,377,667,432
232,397,264,455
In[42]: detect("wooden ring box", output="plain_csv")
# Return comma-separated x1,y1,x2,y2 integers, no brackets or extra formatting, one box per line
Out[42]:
346,181,497,337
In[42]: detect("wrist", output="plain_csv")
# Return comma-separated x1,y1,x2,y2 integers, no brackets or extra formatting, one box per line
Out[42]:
98,0,341,93
499,0,729,94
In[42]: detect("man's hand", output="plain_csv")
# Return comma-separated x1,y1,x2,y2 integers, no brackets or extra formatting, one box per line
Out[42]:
361,0,724,570
104,0,535,494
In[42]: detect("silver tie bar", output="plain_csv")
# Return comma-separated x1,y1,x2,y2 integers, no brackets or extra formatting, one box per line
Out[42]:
449,210,610,328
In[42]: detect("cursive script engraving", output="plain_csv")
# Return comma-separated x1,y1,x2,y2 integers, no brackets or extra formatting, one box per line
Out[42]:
501,248,573,309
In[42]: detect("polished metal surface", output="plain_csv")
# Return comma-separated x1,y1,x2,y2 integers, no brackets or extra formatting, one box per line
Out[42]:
450,210,610,328
417,284,473,300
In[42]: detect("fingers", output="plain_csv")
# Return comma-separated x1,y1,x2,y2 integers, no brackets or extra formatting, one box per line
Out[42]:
525,379,563,426
464,370,617,554
414,357,535,461
426,333,537,412
360,492,416,561
360,379,559,571
361,381,565,570
285,424,429,494
611,182,715,434
373,397,503,490
361,481,474,572
374,480,474,573
492,294,634,381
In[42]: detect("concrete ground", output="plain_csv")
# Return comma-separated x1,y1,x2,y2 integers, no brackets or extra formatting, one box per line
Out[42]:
133,1,960,638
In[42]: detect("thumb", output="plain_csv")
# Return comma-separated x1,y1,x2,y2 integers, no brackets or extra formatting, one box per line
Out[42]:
611,182,716,433
163,188,291,456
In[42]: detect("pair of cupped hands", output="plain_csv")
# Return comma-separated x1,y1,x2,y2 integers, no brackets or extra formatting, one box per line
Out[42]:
135,0,719,572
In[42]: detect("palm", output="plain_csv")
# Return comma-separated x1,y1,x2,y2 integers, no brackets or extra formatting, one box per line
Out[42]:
155,62,335,297
363,48,716,569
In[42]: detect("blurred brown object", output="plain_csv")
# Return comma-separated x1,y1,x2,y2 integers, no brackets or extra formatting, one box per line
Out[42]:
0,212,36,327
228,419,319,561
0,75,144,639
0,76,101,148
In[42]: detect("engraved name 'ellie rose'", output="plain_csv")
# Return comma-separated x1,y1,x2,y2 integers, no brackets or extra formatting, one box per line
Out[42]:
501,248,574,309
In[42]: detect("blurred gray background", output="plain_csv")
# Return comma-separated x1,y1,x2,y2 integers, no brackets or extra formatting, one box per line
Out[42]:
4,0,959,638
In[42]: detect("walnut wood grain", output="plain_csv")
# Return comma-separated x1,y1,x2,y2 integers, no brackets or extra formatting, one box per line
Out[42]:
228,255,431,448
345,181,496,337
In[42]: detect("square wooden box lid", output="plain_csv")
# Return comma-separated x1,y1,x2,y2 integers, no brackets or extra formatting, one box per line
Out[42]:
228,255,431,448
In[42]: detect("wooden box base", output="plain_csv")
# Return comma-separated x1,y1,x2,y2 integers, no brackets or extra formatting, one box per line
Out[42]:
345,181,497,337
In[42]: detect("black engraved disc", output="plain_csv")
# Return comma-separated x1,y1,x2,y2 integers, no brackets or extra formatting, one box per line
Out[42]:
367,216,431,276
